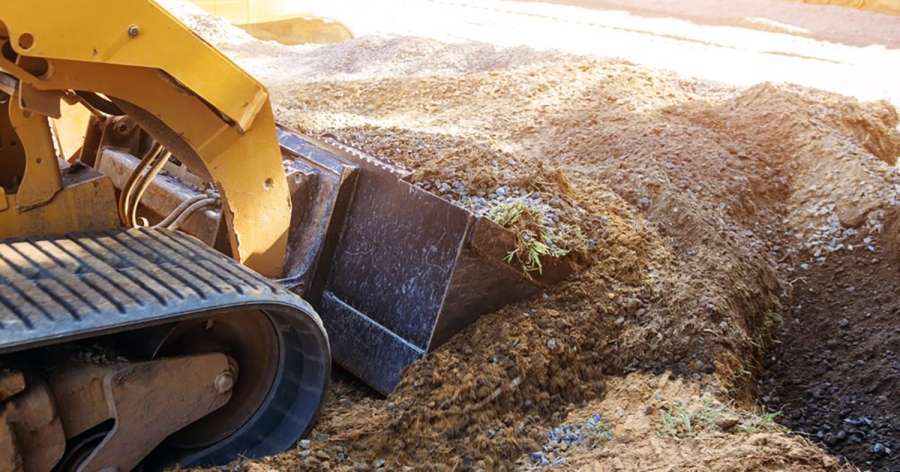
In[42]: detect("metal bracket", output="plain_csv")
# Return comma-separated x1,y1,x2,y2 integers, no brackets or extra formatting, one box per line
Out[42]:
0,73,16,97
65,354,233,472
8,99,62,211
18,82,61,119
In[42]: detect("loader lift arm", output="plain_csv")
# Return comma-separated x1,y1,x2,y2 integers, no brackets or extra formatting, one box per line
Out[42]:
0,0,290,277
0,1,331,470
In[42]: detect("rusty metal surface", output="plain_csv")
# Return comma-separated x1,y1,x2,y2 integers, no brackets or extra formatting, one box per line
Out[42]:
0,410,21,472
144,312,279,450
44,361,119,440
75,353,232,472
54,431,106,472
3,370,66,472
0,371,24,404
36,353,231,471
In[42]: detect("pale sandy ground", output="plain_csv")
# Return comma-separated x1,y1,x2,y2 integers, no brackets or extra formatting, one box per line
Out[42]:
286,0,900,107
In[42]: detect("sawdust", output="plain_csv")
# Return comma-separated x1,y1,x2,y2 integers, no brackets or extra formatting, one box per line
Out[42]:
165,3,900,471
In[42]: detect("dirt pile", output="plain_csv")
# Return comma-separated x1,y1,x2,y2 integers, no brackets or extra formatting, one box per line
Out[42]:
737,86,900,471
167,3,900,470
530,373,840,471
280,64,898,470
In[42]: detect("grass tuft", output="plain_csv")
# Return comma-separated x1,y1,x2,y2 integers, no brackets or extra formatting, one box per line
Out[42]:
658,399,785,438
737,406,783,434
484,200,586,276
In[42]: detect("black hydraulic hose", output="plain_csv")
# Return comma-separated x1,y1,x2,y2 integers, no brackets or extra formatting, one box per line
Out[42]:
75,91,125,116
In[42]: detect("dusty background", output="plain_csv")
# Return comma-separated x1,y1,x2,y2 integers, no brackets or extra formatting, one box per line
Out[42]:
283,0,900,105
162,0,900,470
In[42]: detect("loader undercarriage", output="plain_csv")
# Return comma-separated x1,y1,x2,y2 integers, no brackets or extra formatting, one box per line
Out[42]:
0,228,330,470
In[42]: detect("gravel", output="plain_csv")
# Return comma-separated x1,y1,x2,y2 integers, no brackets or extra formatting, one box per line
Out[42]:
522,414,610,469
787,156,900,265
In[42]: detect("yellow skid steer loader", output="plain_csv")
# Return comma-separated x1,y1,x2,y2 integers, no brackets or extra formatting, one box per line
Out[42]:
0,1,567,470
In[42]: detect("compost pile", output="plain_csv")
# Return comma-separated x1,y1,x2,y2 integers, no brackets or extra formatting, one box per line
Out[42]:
168,2,900,470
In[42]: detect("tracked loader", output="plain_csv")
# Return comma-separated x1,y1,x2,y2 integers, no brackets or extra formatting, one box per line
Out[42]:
0,1,570,470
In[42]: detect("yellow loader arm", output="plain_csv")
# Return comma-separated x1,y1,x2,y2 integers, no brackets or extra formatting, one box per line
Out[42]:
0,0,291,277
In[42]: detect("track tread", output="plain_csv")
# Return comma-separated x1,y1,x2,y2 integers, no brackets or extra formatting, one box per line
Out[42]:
0,228,315,355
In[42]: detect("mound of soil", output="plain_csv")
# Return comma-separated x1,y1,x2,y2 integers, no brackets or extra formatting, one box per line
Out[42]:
168,3,900,470
538,373,840,471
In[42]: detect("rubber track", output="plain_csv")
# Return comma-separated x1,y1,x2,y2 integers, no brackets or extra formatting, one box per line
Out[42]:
0,228,312,354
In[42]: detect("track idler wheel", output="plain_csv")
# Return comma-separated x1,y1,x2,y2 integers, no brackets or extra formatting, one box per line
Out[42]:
139,304,330,468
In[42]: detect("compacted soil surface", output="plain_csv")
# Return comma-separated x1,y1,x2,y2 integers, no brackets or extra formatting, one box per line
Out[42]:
161,1,900,470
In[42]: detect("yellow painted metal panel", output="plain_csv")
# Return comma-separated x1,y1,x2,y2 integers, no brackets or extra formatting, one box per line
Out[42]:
1,0,265,132
51,102,92,162
0,176,119,240
0,56,289,276
9,99,63,211
0,0,292,276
